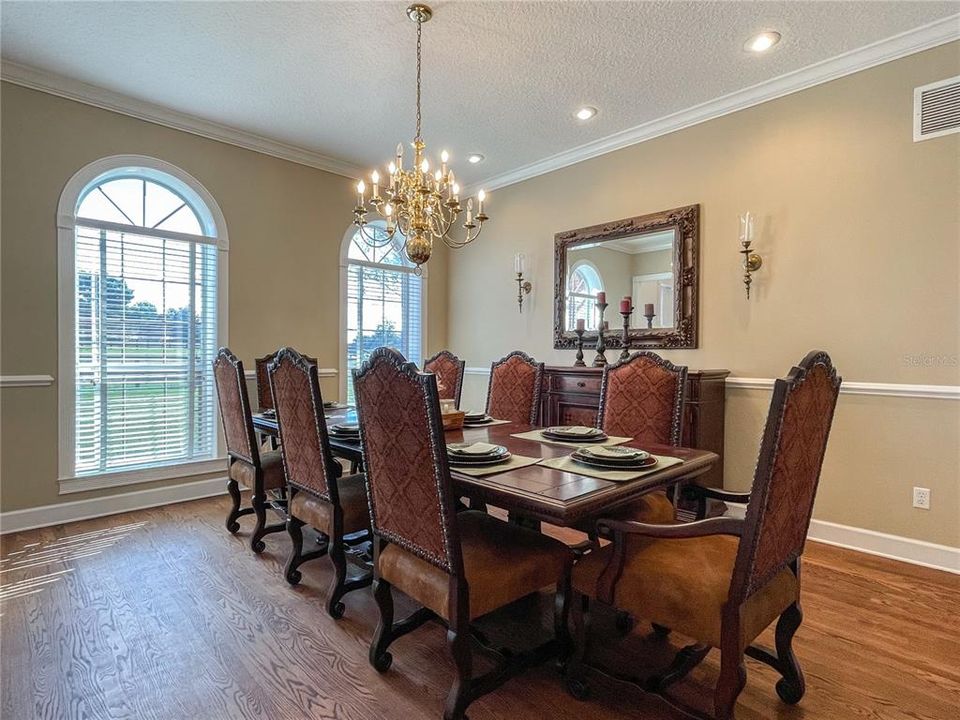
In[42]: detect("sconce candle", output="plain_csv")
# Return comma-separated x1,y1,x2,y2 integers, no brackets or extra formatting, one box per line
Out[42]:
620,296,632,314
644,303,655,316
514,252,525,274
514,253,532,313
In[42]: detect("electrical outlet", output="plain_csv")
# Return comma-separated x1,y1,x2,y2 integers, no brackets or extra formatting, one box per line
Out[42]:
913,487,931,510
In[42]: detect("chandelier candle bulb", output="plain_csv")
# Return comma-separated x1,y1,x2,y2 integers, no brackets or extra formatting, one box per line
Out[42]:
371,170,380,199
356,180,365,206
478,190,486,214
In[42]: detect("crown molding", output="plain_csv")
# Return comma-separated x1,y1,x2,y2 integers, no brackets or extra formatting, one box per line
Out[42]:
0,61,365,179
470,14,960,194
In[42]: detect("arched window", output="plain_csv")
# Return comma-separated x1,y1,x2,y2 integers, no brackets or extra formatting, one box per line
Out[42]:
58,156,228,487
341,223,425,402
567,261,604,330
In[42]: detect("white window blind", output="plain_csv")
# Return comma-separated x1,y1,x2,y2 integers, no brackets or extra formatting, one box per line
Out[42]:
73,176,219,476
344,228,424,403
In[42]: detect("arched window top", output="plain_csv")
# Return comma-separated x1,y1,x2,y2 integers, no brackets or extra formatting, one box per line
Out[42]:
569,261,603,295
345,222,417,270
59,155,227,248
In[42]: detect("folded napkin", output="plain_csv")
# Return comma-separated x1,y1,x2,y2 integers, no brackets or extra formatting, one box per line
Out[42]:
550,425,599,436
580,445,648,459
449,442,500,455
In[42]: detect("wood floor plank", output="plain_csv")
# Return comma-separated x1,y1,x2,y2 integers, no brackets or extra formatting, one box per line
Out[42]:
1,495,958,719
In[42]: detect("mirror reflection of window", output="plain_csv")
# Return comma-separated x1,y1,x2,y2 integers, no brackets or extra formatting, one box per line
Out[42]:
566,261,603,330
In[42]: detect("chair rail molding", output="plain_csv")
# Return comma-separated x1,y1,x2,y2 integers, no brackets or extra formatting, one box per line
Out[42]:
469,367,957,399
0,374,55,387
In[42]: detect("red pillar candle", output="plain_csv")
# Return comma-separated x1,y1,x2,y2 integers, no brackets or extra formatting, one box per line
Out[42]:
596,291,606,304
644,303,655,316
620,297,632,313
576,318,585,331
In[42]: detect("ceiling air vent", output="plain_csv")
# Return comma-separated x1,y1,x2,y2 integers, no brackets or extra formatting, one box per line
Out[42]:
914,75,960,141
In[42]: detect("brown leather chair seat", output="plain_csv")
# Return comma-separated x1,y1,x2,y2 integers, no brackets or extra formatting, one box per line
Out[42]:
580,491,676,532
229,449,286,491
573,532,798,650
289,473,370,536
379,510,571,621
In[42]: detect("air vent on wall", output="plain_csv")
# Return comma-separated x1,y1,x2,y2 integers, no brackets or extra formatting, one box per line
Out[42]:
914,76,960,141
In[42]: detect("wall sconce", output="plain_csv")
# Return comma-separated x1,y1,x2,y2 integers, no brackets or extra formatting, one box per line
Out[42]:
514,253,532,312
739,212,763,298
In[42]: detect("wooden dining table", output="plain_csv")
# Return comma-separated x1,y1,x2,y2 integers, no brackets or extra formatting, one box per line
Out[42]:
252,410,718,529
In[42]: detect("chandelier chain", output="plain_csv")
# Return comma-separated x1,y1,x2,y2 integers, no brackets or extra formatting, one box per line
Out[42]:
415,15,422,141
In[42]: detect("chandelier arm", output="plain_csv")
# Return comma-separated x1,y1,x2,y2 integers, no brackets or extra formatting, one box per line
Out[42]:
356,221,398,248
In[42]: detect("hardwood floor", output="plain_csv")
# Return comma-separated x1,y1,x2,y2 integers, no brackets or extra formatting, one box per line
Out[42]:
1,495,957,719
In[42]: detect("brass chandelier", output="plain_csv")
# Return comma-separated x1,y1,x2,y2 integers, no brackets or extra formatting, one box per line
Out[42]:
353,3,488,270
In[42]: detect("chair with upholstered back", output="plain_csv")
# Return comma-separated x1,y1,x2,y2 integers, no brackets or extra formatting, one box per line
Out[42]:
424,349,466,408
268,347,371,618
485,350,544,424
568,351,841,719
354,347,572,720
593,351,689,527
255,350,318,410
213,348,287,553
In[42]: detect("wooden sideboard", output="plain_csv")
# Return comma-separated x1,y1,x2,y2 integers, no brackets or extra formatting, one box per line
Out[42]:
539,365,730,489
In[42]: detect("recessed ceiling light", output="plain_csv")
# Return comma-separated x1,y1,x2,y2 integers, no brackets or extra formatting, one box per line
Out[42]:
575,106,598,121
745,31,781,54
467,153,485,164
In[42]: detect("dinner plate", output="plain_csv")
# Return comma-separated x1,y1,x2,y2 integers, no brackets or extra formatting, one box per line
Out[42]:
463,410,488,420
541,429,608,443
578,446,650,461
463,416,494,426
544,425,604,438
448,454,512,467
571,452,658,471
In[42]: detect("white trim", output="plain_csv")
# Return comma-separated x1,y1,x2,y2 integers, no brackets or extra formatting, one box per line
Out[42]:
725,503,958,575
913,74,960,141
243,368,338,381
727,377,959,400
468,15,960,194
0,61,364,180
57,155,230,482
0,477,228,535
0,375,55,388
58,458,227,495
466,367,957,400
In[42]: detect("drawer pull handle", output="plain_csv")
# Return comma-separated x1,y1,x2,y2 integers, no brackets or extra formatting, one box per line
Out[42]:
577,381,586,388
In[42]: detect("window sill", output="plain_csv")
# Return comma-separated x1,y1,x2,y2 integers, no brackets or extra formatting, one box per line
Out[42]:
58,457,227,496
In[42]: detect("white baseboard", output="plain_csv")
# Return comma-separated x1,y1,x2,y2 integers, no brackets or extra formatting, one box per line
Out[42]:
724,503,958,575
0,477,228,535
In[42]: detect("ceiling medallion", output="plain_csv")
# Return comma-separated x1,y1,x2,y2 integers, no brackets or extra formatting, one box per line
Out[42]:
352,3,489,271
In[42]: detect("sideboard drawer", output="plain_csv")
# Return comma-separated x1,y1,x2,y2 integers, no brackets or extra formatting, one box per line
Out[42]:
549,373,602,395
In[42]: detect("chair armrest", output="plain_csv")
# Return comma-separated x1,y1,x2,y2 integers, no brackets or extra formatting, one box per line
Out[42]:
596,516,744,540
683,484,752,505
591,516,744,605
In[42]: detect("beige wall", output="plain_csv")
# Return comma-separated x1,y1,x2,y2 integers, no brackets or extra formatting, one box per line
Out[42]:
450,44,960,547
0,82,447,513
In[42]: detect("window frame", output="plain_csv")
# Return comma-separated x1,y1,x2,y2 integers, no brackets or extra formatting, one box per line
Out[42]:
57,155,229,495
338,223,428,401
567,259,604,330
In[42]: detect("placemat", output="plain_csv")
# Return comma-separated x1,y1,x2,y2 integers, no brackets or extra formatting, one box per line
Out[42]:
461,418,513,429
538,454,683,482
449,454,541,477
510,428,632,449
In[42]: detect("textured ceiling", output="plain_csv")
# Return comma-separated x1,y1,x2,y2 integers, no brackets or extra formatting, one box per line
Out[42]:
2,1,957,187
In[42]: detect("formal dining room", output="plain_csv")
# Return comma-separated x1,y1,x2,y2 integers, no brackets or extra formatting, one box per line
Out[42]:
0,2,958,719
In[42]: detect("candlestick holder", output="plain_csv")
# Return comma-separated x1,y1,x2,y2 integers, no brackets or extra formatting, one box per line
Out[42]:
643,312,656,329
515,272,532,312
619,309,633,360
573,328,586,367
593,302,609,367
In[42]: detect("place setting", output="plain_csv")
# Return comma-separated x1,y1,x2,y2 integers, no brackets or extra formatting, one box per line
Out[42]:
539,443,683,482
328,421,361,443
460,410,513,428
510,424,633,449
446,441,541,477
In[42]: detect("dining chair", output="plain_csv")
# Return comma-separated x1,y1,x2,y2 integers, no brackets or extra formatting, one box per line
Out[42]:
213,348,287,553
268,347,372,618
424,349,466,408
485,350,544,424
567,351,841,720
354,347,572,720
594,351,689,526
255,350,318,410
